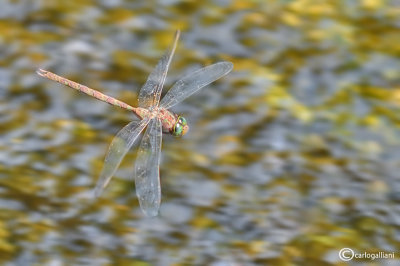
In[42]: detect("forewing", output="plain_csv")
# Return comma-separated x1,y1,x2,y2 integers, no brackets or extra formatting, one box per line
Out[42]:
138,30,180,109
160,61,233,109
94,118,150,197
134,118,163,217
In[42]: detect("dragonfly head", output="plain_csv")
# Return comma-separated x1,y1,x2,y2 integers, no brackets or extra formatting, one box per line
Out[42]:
172,116,189,137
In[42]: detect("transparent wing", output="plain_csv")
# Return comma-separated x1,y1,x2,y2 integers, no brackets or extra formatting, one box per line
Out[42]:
134,118,163,217
94,118,150,197
138,30,180,109
159,62,233,109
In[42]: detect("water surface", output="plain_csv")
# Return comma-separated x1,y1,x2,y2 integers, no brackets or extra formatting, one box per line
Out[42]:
1,0,400,265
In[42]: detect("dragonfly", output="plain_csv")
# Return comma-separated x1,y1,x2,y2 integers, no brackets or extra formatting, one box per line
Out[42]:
37,30,233,217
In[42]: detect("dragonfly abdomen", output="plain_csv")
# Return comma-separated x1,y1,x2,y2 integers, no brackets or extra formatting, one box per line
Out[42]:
37,69,139,113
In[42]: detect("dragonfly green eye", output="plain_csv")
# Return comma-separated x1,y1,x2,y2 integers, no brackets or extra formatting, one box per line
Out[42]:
172,116,189,137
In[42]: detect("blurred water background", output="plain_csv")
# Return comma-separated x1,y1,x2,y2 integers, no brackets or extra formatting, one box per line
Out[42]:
1,0,400,265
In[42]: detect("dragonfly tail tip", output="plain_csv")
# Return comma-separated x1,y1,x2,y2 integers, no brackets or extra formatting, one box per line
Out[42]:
36,68,47,77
